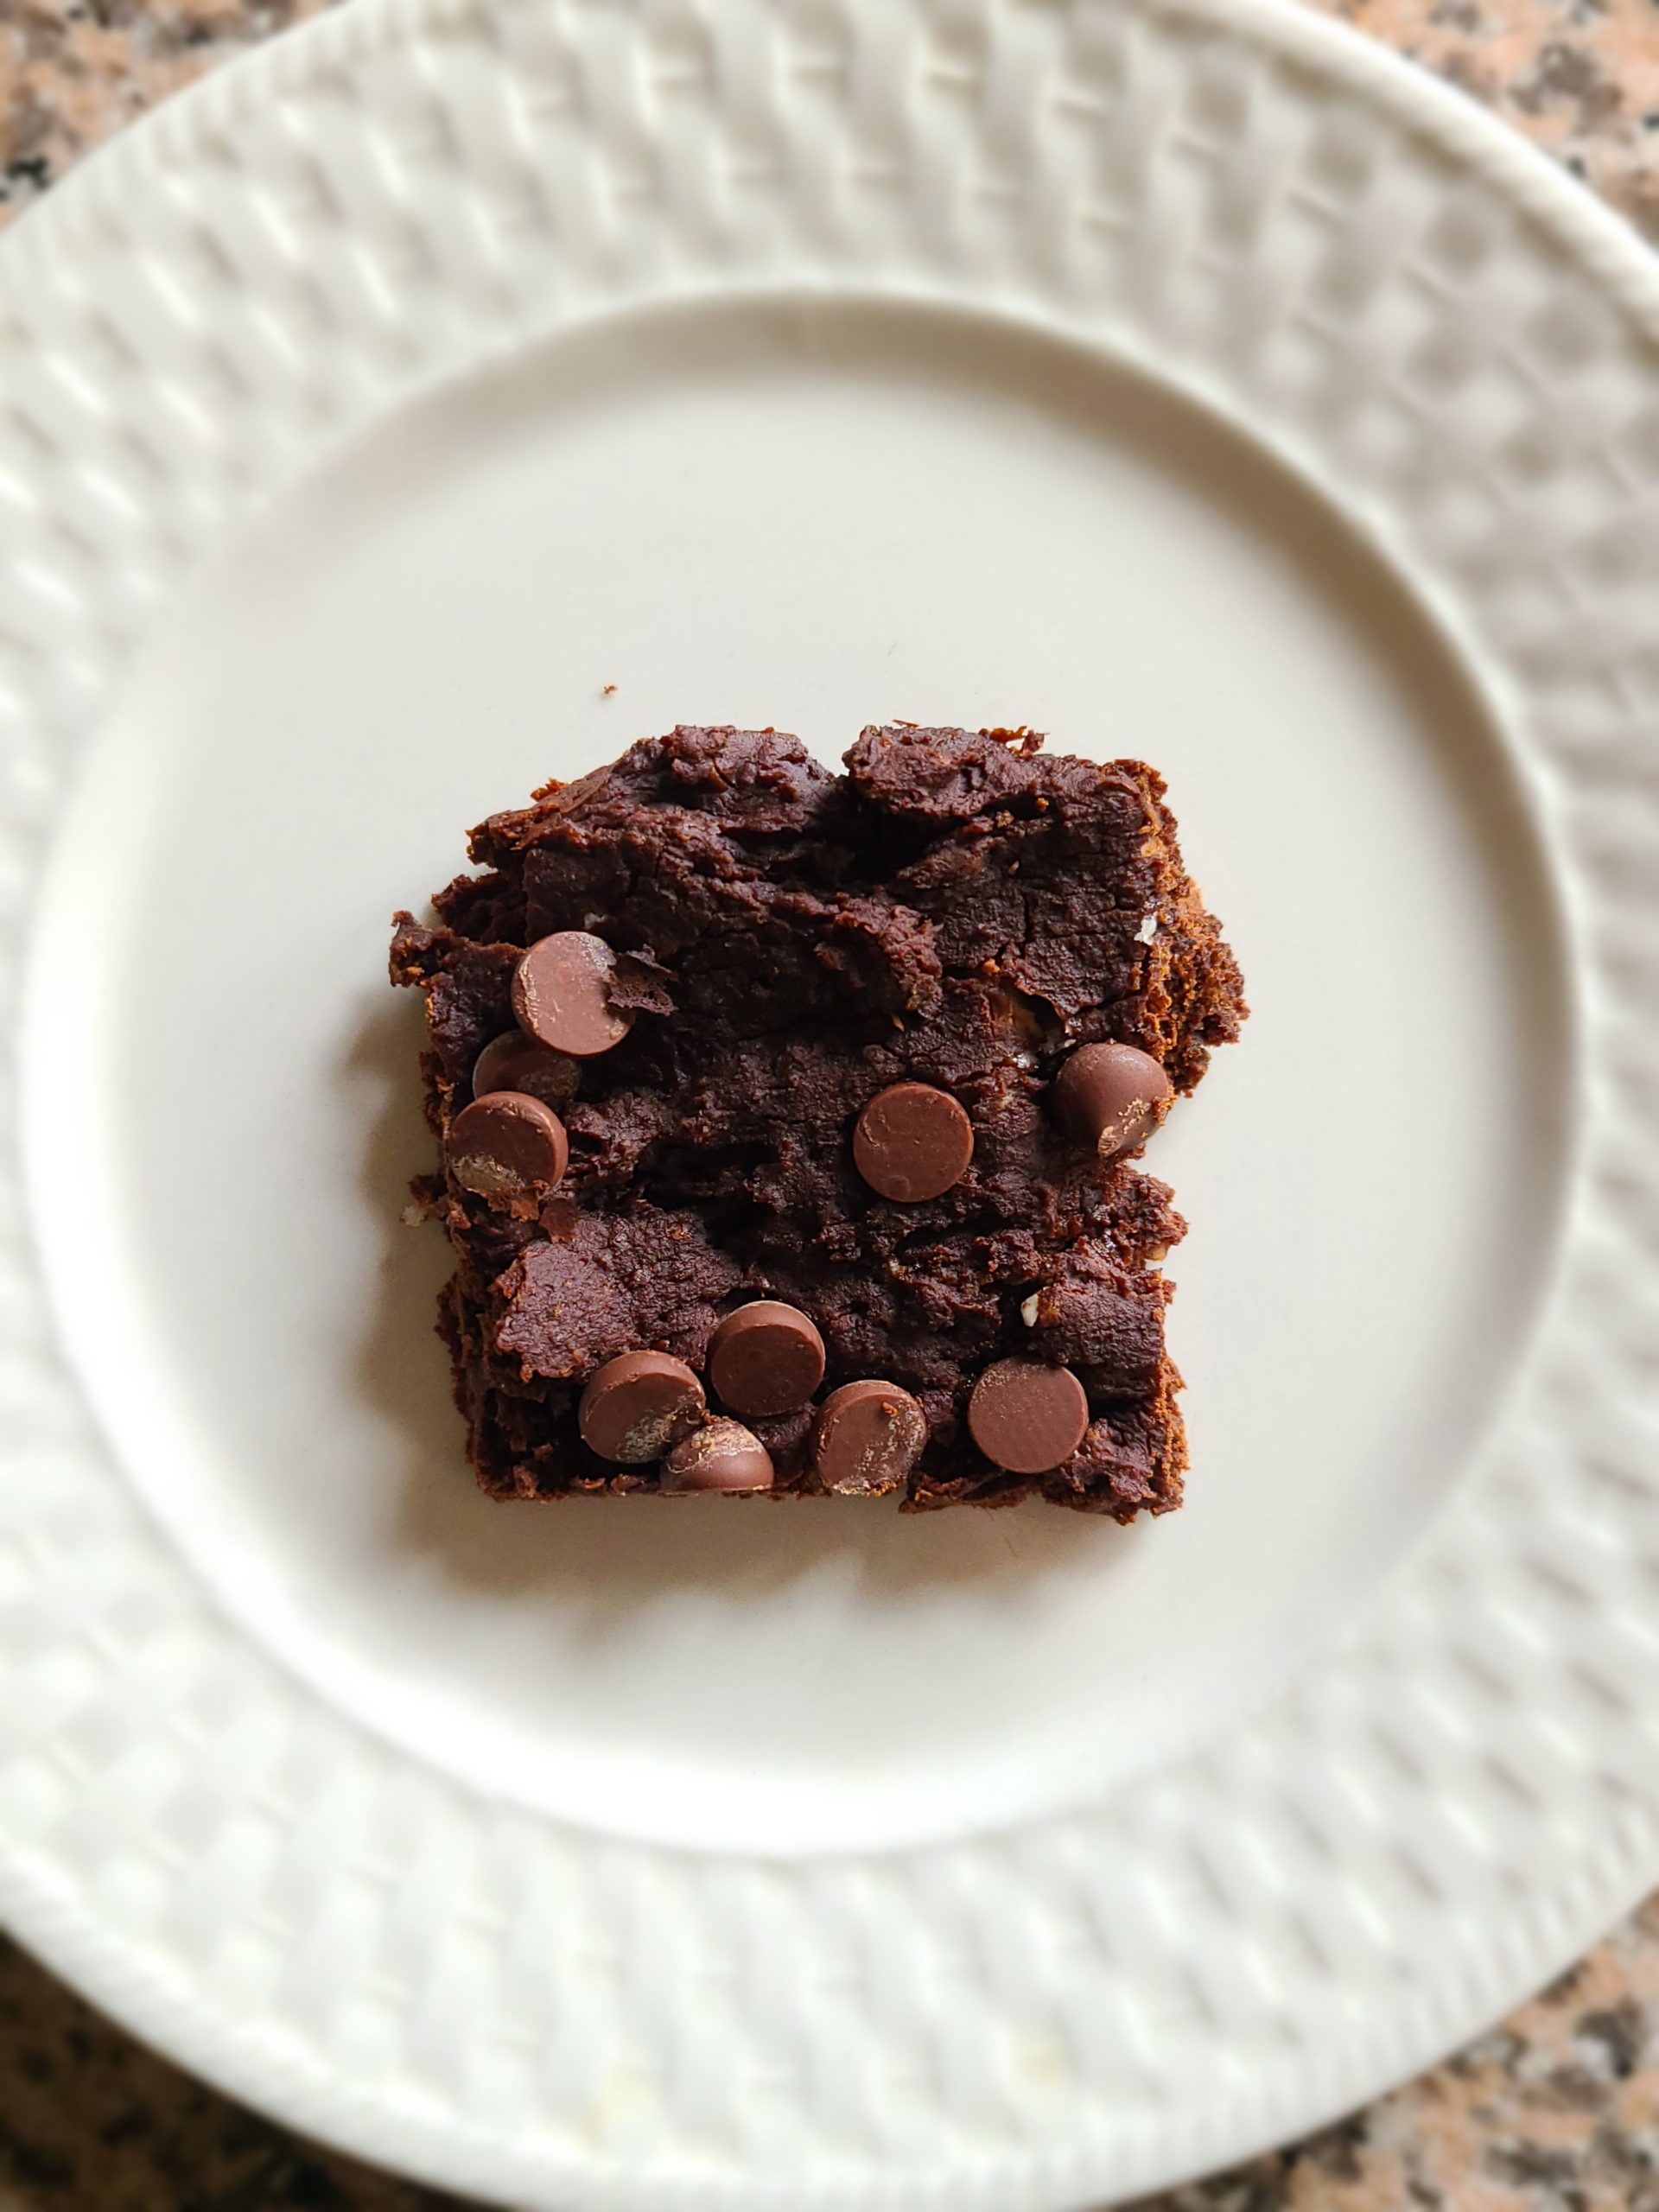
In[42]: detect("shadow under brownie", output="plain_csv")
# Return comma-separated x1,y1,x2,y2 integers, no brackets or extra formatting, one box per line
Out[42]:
391,722,1245,1512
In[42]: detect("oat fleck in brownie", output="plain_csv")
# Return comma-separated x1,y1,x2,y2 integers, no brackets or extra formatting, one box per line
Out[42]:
389,725,1246,1513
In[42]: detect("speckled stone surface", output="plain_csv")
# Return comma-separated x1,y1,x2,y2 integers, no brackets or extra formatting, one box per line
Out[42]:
3,3,1658,2208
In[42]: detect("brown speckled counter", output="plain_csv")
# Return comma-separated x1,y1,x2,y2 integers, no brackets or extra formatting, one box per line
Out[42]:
3,3,1658,2208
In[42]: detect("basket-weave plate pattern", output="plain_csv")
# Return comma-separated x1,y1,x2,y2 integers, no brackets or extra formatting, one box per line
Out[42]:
3,1,1659,2204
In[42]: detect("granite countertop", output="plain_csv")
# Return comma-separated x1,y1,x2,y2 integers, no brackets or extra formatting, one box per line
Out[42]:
3,3,1658,2209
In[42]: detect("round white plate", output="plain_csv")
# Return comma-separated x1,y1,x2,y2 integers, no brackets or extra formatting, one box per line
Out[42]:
3,0,1659,2204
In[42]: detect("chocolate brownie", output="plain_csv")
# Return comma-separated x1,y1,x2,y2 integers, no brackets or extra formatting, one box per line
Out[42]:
389,724,1246,1514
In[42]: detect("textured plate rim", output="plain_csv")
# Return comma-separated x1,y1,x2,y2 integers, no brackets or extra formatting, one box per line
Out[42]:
1,0,1657,2205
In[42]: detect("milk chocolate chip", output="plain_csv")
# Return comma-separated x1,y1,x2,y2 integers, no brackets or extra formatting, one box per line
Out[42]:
512,931,634,1058
707,1300,826,1419
471,1029,579,1109
1052,1042,1172,1161
661,1419,775,1493
812,1379,927,1497
968,1358,1089,1474
444,1093,569,1204
578,1351,705,1464
853,1083,974,1202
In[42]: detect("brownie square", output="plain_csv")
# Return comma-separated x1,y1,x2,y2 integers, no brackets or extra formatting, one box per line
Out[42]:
390,723,1245,1514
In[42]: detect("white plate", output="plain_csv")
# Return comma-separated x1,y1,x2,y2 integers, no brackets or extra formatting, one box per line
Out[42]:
3,0,1659,2204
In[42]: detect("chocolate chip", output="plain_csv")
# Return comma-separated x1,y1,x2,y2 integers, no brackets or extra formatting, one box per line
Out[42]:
852,1082,974,1202
812,1379,927,1497
967,1358,1089,1473
1052,1042,1172,1161
707,1300,826,1419
660,1418,775,1493
512,931,635,1058
578,1351,705,1464
444,1093,569,1204
470,1029,579,1109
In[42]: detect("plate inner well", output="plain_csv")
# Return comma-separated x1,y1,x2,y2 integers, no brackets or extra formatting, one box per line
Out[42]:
23,296,1573,1853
